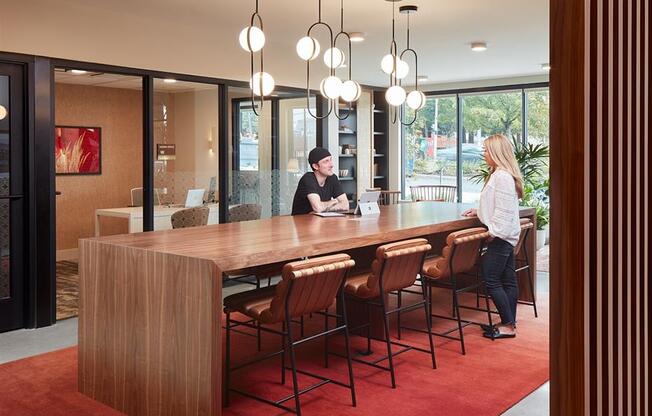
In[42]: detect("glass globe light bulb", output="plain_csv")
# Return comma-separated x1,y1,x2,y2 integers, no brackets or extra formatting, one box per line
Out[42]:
238,26,266,52
323,47,345,69
385,85,407,106
395,59,410,79
380,54,397,75
250,72,275,96
406,90,427,110
340,80,361,102
319,76,343,100
296,36,321,61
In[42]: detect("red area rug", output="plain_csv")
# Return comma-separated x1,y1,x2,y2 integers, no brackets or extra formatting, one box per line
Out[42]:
0,288,548,416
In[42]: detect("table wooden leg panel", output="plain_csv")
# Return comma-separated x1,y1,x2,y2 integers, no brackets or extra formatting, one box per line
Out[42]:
78,240,222,415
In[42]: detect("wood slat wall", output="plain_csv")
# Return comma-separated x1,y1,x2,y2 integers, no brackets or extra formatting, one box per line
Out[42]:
551,0,650,414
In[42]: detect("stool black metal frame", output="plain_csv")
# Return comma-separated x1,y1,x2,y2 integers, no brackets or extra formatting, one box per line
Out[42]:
403,244,495,355
224,275,356,415
475,226,539,318
338,251,436,388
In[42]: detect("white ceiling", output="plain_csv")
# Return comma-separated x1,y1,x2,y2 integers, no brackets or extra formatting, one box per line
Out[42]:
123,0,549,86
45,0,549,88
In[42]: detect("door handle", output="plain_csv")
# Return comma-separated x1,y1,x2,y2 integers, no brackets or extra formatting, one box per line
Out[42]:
0,195,23,200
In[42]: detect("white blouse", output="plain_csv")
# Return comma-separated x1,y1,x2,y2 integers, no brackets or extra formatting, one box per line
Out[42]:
477,169,521,247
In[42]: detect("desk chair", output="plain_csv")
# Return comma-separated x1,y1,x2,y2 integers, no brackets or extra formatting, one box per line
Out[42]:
344,238,436,388
130,187,162,206
410,185,456,202
228,204,262,222
224,254,357,415
171,207,209,229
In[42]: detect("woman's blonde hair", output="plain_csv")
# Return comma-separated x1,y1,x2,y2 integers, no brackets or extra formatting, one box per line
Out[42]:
484,134,524,198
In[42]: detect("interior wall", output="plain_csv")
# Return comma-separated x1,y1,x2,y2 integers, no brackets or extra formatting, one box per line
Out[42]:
55,83,142,252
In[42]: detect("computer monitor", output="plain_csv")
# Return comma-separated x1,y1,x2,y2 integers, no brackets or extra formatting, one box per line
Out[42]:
184,189,206,208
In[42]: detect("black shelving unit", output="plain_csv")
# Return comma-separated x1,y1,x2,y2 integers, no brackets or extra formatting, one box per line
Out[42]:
372,91,389,190
337,103,358,207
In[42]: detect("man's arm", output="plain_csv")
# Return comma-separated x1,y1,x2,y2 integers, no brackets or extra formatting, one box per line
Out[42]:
306,193,349,212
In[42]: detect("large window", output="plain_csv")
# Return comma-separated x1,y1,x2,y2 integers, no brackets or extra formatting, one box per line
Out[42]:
404,95,457,200
402,85,549,203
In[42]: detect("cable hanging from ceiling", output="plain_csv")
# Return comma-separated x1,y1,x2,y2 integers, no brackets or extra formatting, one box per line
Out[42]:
238,0,274,116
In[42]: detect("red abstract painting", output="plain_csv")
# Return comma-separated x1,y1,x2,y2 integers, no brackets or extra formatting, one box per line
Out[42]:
55,126,101,175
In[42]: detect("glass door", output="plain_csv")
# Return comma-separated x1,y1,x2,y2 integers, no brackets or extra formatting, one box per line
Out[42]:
0,62,25,332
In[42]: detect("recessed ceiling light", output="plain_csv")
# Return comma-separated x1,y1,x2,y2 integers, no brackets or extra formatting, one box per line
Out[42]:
417,75,429,82
163,79,177,84
541,63,551,71
349,32,365,42
70,69,87,75
470,42,488,52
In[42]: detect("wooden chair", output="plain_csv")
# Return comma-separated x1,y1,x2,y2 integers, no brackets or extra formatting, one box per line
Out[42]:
224,254,357,415
170,206,209,229
410,185,457,202
366,188,401,206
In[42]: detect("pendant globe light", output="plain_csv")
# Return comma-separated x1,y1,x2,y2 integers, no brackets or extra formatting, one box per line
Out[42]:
298,0,360,120
397,4,425,126
382,0,407,124
239,0,274,116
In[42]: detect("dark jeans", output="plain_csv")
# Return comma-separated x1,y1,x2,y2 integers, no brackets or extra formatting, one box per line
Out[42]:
482,238,518,325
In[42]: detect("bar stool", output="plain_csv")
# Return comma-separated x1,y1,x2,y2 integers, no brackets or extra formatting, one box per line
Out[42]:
420,227,492,355
514,219,538,317
344,238,436,388
223,254,357,415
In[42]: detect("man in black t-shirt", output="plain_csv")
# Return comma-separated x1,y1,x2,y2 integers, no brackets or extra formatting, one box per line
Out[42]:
291,147,349,215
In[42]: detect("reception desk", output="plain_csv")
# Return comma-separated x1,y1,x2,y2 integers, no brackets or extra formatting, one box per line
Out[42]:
78,202,535,415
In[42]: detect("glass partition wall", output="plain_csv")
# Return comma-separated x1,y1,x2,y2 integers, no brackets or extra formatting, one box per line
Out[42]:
403,85,549,202
229,88,316,221
152,79,219,225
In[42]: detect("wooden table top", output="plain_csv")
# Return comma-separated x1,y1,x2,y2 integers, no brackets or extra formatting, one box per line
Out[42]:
85,202,535,272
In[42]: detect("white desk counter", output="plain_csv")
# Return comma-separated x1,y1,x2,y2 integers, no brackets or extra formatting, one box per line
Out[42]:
94,204,219,236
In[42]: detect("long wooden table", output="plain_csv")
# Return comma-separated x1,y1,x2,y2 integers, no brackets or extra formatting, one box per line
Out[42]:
78,202,536,415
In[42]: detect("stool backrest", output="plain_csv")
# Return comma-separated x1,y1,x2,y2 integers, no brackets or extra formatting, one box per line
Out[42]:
514,219,534,255
171,206,210,229
426,227,489,279
267,254,355,321
366,239,432,295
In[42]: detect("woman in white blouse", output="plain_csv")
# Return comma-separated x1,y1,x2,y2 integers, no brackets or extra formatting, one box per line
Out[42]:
463,134,523,339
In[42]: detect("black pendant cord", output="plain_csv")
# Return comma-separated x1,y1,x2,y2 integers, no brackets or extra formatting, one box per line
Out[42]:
399,10,419,127
306,0,335,120
334,0,352,121
248,0,265,116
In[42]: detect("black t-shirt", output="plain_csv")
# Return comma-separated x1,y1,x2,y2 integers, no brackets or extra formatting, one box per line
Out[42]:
291,172,345,215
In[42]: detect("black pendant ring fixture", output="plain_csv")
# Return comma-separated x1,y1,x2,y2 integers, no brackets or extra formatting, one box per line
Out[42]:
382,0,426,126
239,0,274,116
297,0,361,120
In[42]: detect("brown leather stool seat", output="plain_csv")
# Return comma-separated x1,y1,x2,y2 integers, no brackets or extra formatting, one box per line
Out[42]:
224,253,357,415
344,238,436,388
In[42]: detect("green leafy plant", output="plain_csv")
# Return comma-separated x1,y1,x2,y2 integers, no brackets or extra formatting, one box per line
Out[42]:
522,181,550,230
469,135,549,186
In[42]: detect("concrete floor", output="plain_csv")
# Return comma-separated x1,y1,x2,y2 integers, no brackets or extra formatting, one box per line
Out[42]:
0,272,550,415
